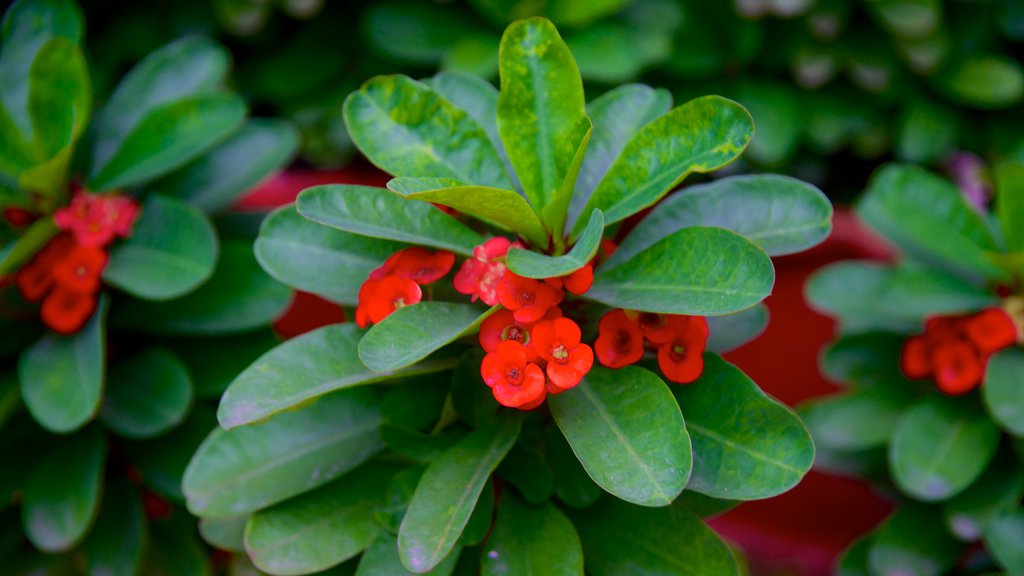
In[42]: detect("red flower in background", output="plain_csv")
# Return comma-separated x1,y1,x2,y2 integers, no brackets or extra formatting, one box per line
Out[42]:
964,308,1017,353
481,340,547,409
531,317,593,392
595,309,645,368
15,232,109,334
497,272,563,323
54,191,139,248
41,287,96,335
656,315,710,384
51,246,108,293
371,247,454,284
454,237,519,306
355,275,422,328
558,263,593,295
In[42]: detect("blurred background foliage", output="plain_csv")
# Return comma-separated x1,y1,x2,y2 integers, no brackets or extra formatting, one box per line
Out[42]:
79,0,1024,201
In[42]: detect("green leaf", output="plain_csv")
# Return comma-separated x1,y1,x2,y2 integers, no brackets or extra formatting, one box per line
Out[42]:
398,414,522,573
103,194,218,301
0,96,37,178
890,394,1000,501
451,350,499,429
344,75,512,190
706,304,768,354
571,497,740,576
175,331,279,400
549,365,691,507
984,348,1024,437
143,513,212,576
19,296,106,433
183,387,385,518
0,216,57,276
21,426,105,552
672,354,813,500
799,386,916,452
160,118,299,213
375,466,425,535
219,323,457,429
495,445,554,505
836,535,873,576
821,332,911,387
357,533,460,576
505,208,602,279
496,17,585,212
28,37,90,161
574,95,753,234
676,491,740,519
297,184,483,257
198,515,247,553
542,424,601,509
868,504,960,576
89,93,247,191
246,463,399,575
113,241,291,336
856,164,1002,279
359,302,493,373
984,508,1024,573
588,226,774,316
100,347,193,439
255,206,404,305
460,479,494,546
481,493,583,576
89,35,229,173
943,454,1024,541
933,55,1024,109
122,405,217,503
604,175,832,269
387,178,548,247
996,162,1024,253
541,116,591,238
80,476,145,576
569,84,671,227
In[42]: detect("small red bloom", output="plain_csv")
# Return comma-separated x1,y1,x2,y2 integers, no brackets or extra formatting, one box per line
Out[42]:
4,207,35,227
636,312,673,344
560,264,593,295
900,335,931,380
51,246,108,293
371,247,455,284
930,340,983,395
480,340,547,409
656,315,710,384
479,309,537,358
595,309,645,368
496,272,563,323
354,275,422,328
41,287,97,334
964,308,1017,354
54,191,139,248
531,317,594,392
15,234,75,302
454,237,519,306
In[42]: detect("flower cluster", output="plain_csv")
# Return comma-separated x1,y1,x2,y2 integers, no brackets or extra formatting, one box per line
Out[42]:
595,310,709,383
15,191,139,334
354,247,455,328
901,307,1018,394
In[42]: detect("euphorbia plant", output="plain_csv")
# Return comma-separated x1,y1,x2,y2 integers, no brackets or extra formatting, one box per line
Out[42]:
805,162,1024,575
0,0,296,571
185,17,832,575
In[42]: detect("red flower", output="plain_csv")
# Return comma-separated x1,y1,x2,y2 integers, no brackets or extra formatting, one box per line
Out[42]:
930,340,983,395
480,341,547,409
531,317,593,393
595,309,645,368
496,272,563,323
656,315,710,384
560,264,593,295
964,308,1017,354
51,246,108,293
371,247,455,284
453,237,518,306
636,312,674,344
354,275,422,328
54,192,139,248
41,287,97,334
15,234,75,302
900,335,931,380
4,207,35,227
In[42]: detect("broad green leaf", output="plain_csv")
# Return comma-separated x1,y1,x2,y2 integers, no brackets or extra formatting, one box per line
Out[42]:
160,118,299,213
19,296,106,433
122,405,217,503
362,1,481,66
984,348,1024,437
344,75,512,190
359,302,493,372
297,184,483,257
199,515,247,553
549,365,691,507
100,347,193,439
382,377,451,432
542,424,601,509
460,479,494,546
497,17,585,211
890,394,1000,501
505,209,602,278
175,331,279,400
89,93,247,191
398,414,522,573
673,354,813,500
103,194,218,301
896,99,957,163
868,504,959,576
821,332,910,386
113,242,291,336
183,387,385,518
80,477,145,576
357,533,460,576
569,84,671,227
0,97,37,177
571,497,740,576
28,37,90,161
0,216,56,275
219,323,458,429
676,491,741,519
89,35,229,173
387,178,548,247
451,349,499,429
255,206,405,305
806,262,996,333
857,164,1002,278
588,226,774,316
943,455,1024,541
21,427,105,552
574,95,753,235
836,535,873,576
706,304,768,354
143,513,212,576
481,493,583,576
735,80,801,167
604,175,832,269
495,445,553,505
375,466,425,535
247,463,399,575
984,508,1024,573
800,386,916,452
933,55,1024,109
541,116,591,238
996,162,1024,252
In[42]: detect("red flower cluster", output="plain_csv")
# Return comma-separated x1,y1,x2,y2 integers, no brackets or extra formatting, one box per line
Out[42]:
14,191,139,334
595,310,710,384
901,308,1018,395
355,247,455,327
